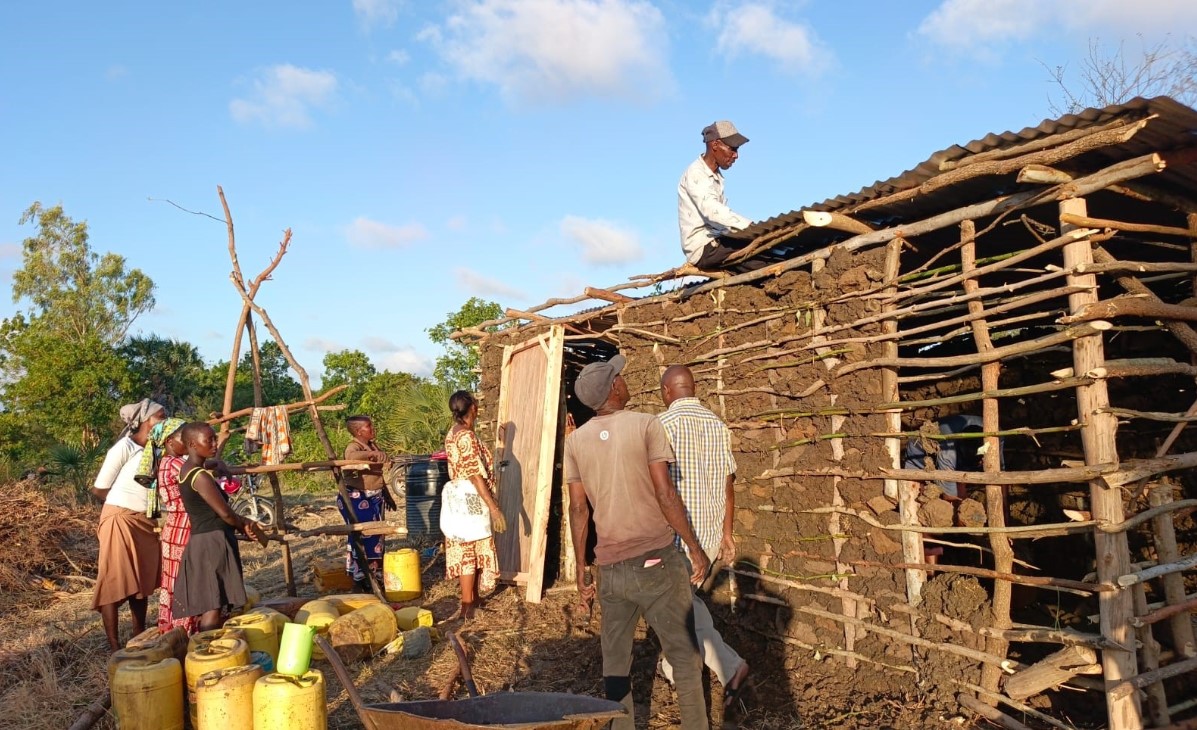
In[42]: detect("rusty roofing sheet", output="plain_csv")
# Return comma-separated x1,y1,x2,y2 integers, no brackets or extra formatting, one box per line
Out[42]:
737,96,1197,243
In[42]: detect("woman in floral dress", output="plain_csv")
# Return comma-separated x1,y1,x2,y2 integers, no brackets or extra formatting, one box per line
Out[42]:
442,391,506,619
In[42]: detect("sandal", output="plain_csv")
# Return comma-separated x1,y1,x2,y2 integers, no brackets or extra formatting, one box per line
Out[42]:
723,662,750,709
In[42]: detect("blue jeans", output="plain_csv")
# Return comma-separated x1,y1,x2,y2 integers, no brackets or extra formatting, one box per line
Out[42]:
598,545,705,729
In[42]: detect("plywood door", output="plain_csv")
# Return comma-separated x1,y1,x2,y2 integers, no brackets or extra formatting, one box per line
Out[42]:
492,326,564,603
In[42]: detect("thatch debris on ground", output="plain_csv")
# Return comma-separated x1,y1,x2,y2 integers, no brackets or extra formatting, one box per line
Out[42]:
0,479,99,595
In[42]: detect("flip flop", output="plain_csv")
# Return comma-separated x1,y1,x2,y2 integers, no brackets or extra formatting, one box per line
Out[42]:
723,664,751,709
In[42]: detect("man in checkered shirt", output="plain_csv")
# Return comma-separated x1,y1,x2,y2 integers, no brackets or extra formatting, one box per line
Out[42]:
657,364,750,707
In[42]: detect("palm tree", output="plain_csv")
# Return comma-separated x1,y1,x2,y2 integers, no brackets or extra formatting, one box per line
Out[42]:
46,441,108,500
365,379,452,455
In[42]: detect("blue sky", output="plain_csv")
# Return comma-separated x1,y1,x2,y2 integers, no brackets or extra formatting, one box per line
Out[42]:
2,1,1194,382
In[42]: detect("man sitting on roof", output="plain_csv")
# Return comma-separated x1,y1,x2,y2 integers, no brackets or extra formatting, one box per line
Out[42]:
677,120,761,271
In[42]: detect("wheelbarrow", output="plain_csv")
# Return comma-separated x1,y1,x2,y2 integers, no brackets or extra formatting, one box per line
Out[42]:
315,633,626,729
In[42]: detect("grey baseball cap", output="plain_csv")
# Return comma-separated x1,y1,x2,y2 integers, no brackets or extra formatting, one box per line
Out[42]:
702,120,748,148
574,354,627,410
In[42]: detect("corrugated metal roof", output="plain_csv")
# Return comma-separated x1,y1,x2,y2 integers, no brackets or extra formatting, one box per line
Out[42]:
470,97,1197,338
736,96,1197,248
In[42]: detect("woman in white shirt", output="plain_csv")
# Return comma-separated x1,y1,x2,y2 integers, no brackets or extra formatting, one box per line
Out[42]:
91,399,166,651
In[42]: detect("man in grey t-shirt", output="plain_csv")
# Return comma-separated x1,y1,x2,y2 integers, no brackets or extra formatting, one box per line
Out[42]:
565,353,710,730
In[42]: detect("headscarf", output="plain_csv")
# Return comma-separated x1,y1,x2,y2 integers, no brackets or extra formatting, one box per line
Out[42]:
134,416,187,487
119,399,166,436
135,415,188,518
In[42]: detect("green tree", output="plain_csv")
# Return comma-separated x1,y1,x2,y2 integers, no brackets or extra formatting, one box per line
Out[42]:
11,203,154,346
191,340,303,418
251,340,304,406
359,372,449,454
426,297,503,392
121,335,207,416
1,204,154,445
321,349,377,418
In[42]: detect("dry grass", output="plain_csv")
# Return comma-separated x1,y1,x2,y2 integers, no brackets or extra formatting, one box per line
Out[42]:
0,479,99,593
0,482,954,730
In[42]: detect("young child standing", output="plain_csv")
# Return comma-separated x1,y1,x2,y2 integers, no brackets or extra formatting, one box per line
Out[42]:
339,415,397,590
172,422,266,631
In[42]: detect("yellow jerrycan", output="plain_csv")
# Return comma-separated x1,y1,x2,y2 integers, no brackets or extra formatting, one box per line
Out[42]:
328,603,397,663
383,548,422,601
185,637,250,728
394,606,434,631
224,611,281,664
195,663,263,730
107,642,174,686
295,599,338,660
324,592,382,615
111,658,185,730
188,626,248,653
253,670,326,730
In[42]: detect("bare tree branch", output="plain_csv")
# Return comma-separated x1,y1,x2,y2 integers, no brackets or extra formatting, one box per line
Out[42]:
1043,34,1197,116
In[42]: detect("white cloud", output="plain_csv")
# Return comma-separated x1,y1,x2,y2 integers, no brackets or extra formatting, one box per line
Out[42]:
0,242,18,259
304,337,346,352
362,336,403,353
422,0,672,104
917,0,1197,51
387,49,410,65
560,215,644,266
916,0,1043,50
230,64,338,129
354,0,402,29
345,217,429,248
379,350,434,376
709,2,831,74
361,336,434,375
454,267,527,300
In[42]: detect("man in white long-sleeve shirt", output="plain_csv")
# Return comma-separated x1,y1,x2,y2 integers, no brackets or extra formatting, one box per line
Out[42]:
677,120,758,270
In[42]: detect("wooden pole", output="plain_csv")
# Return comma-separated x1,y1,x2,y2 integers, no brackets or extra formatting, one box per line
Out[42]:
215,186,290,450
958,694,1032,730
1003,645,1101,701
218,191,386,603
66,694,110,730
808,257,862,661
1061,197,1142,729
883,239,925,611
1149,484,1197,658
962,219,1015,699
1091,246,1197,356
1132,584,1170,725
244,311,295,597
233,285,387,602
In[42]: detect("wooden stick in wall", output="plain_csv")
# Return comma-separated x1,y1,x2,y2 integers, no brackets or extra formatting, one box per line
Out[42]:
961,219,1016,699
1062,197,1142,729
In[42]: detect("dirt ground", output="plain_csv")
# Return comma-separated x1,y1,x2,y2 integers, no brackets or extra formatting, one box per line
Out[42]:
1,484,970,730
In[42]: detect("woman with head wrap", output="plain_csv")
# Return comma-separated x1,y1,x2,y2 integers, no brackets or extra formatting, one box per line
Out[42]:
150,417,201,633
91,399,167,651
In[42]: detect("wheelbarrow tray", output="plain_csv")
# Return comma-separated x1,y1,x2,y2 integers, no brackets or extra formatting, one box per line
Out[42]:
360,691,626,729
